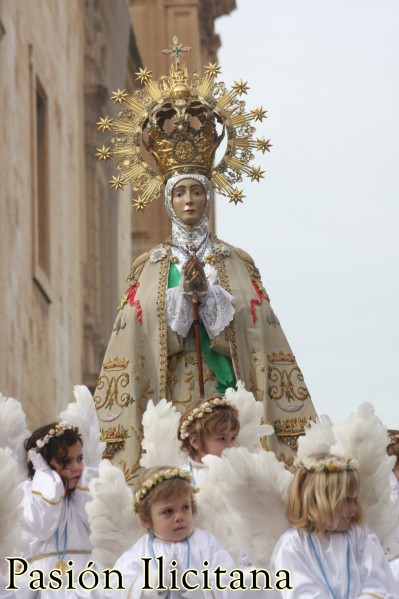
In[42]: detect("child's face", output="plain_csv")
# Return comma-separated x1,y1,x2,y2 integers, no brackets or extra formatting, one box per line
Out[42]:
141,492,193,542
50,440,84,490
191,426,238,461
328,497,357,532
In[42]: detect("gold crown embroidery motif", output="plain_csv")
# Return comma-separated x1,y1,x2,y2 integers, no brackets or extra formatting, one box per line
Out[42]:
96,36,271,211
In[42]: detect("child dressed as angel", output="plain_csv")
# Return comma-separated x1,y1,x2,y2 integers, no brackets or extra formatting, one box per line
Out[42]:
104,466,237,599
0,386,104,598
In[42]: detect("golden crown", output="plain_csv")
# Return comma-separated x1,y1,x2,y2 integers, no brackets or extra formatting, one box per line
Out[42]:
96,36,271,211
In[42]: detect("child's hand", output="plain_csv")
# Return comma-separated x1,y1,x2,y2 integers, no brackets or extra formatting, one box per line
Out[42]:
28,449,51,473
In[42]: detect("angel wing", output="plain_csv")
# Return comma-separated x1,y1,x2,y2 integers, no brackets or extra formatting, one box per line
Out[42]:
194,453,240,562
197,446,293,566
86,459,142,568
0,393,30,481
296,413,336,466
225,381,274,452
60,385,105,468
140,399,185,468
332,402,399,555
0,448,26,569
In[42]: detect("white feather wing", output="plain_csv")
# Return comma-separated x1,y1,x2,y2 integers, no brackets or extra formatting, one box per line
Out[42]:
0,448,26,567
332,402,399,553
140,399,185,468
60,385,105,467
195,454,241,563
225,381,274,452
197,447,293,566
0,393,30,480
296,413,335,463
86,459,141,568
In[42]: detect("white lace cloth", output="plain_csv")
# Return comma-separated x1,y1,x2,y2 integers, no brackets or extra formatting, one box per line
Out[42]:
166,284,235,339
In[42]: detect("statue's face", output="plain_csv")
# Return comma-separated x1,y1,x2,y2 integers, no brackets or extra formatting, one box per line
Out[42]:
171,178,207,225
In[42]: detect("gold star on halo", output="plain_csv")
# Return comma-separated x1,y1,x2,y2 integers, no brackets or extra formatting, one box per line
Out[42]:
110,88,129,104
232,80,250,95
135,67,153,84
96,116,114,132
249,167,265,182
95,145,112,161
109,175,126,191
256,137,273,153
204,62,222,77
132,196,147,212
228,188,245,205
251,106,268,122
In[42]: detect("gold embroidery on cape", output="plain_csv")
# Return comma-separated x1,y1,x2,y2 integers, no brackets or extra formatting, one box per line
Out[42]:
128,252,150,283
101,423,130,459
137,379,156,415
268,351,296,364
277,452,295,469
250,344,269,401
267,351,309,406
118,425,141,483
235,246,268,297
104,357,129,370
118,253,149,311
158,252,170,398
214,236,241,380
274,417,313,453
249,369,265,402
168,351,214,406
94,370,131,411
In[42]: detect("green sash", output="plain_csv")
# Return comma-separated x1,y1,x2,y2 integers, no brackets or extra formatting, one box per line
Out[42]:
168,263,236,393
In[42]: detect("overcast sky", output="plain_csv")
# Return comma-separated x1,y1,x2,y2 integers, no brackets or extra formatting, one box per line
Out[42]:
214,0,399,427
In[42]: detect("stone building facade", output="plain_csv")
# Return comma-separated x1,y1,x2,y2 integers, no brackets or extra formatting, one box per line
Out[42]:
0,0,235,429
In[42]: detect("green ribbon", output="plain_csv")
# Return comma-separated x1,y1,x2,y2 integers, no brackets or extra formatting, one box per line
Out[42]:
168,263,236,393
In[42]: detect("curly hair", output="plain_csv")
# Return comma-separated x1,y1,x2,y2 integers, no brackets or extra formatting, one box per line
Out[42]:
24,422,83,480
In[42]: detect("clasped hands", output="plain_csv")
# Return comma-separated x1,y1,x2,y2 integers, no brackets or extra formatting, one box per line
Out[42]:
182,255,208,295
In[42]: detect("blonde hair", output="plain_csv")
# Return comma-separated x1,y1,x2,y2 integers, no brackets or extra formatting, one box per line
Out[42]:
134,466,196,524
287,467,363,535
178,397,240,459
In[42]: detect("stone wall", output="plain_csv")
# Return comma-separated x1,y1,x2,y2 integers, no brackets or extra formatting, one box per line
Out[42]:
0,0,235,429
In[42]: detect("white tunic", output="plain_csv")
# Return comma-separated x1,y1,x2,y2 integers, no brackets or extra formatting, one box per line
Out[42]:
270,525,399,599
390,471,399,501
105,528,237,599
0,570,16,598
17,466,101,598
388,471,399,580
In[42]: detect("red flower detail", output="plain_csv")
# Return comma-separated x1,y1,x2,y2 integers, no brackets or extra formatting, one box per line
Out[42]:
128,282,143,325
250,279,264,324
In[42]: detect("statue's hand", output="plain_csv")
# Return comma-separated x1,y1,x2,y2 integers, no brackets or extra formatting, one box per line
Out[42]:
182,255,208,294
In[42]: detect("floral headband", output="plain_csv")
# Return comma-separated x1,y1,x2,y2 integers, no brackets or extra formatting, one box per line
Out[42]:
387,430,399,446
35,422,79,450
179,397,237,440
133,468,193,511
294,456,359,473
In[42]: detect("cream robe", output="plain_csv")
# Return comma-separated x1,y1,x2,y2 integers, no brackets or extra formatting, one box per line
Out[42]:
95,235,317,482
